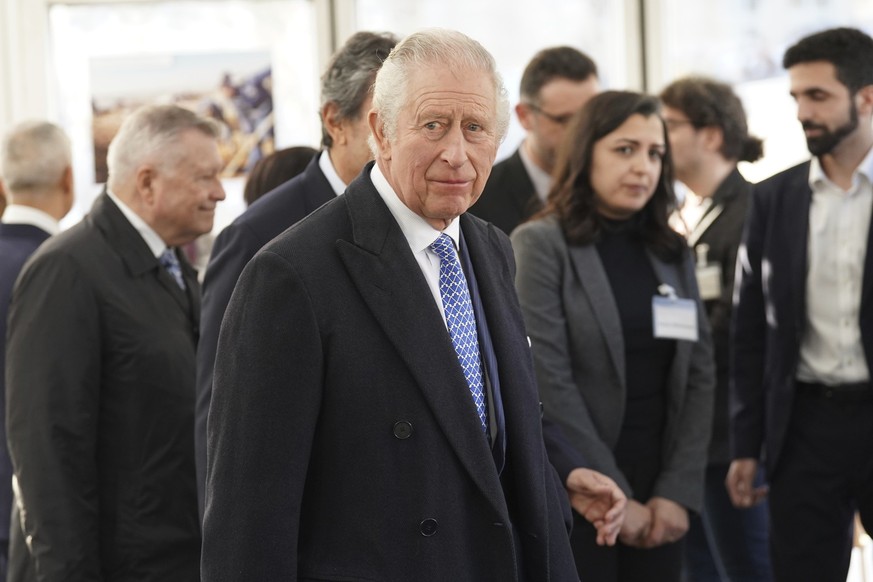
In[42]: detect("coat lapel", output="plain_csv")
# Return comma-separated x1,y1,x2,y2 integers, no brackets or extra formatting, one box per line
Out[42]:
335,173,508,518
784,164,812,330
567,244,626,388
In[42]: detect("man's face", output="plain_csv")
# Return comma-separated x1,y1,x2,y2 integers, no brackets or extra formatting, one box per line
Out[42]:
661,105,704,184
789,61,859,157
517,75,599,172
371,66,499,230
147,129,225,246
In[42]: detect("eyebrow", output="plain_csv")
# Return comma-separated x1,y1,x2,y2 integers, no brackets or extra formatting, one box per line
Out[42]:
613,137,665,149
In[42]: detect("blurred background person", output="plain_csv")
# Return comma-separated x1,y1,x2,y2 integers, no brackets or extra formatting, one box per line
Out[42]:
195,31,399,516
0,120,74,580
512,90,715,582
5,105,223,581
659,76,771,582
0,178,7,216
470,46,599,234
242,145,317,206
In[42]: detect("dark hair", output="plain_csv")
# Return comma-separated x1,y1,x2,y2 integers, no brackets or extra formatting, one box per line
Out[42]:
541,90,684,261
783,27,873,93
320,31,399,148
519,46,598,103
243,146,317,206
659,76,763,163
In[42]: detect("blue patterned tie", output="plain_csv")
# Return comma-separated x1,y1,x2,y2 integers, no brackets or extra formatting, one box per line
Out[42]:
159,248,186,290
430,233,488,435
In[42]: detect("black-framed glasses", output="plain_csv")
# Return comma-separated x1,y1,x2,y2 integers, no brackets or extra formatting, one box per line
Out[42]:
663,118,696,131
525,103,574,126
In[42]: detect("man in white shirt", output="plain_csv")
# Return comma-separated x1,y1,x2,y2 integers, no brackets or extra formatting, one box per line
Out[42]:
6,105,224,581
470,46,599,234
728,27,873,582
0,121,74,580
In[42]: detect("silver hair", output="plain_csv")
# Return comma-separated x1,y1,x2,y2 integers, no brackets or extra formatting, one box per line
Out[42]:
371,28,510,147
106,104,219,191
1,121,72,193
320,31,398,148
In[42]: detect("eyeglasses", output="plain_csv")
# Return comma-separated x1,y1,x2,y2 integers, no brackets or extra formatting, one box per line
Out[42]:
525,103,575,126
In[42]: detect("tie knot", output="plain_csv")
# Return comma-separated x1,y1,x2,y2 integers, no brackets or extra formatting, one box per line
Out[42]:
430,233,456,261
160,248,179,269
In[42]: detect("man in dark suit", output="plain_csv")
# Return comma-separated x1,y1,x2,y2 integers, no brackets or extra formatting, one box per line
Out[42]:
194,31,398,513
660,77,772,581
202,29,625,581
469,46,598,234
0,121,74,580
6,105,224,581
728,27,873,582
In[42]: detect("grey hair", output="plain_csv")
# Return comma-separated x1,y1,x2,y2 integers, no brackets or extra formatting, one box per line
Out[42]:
1,121,72,193
371,28,510,145
106,104,219,191
320,31,399,148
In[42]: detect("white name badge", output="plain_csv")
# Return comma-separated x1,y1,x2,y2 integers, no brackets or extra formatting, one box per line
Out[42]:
695,264,722,301
652,295,699,341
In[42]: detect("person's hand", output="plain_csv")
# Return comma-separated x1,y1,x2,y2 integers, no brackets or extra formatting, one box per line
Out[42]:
565,468,627,546
726,458,768,508
641,497,688,548
618,499,652,548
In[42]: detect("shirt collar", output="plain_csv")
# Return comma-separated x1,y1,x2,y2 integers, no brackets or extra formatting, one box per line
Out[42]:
319,150,349,196
808,144,873,191
518,141,553,202
106,190,167,258
369,163,461,252
1,204,61,235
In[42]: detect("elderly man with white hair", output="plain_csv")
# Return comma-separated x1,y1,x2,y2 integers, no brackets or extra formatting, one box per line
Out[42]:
203,29,624,581
6,105,224,581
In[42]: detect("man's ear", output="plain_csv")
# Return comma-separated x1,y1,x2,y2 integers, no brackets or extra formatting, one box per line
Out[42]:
856,84,873,116
516,102,535,131
700,125,724,153
135,165,156,204
322,102,346,146
368,110,391,160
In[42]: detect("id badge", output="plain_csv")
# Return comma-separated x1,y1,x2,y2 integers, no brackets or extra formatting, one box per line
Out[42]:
695,264,722,301
652,295,698,341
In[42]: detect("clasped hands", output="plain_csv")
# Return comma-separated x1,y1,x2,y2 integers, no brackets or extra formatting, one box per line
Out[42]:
617,496,688,548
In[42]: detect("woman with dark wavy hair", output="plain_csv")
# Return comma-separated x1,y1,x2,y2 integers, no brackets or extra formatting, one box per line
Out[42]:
512,90,715,582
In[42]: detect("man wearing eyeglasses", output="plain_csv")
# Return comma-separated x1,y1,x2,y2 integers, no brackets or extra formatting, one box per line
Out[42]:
469,46,598,234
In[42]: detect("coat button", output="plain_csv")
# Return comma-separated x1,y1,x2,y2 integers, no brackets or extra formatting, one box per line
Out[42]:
393,421,413,440
420,518,438,537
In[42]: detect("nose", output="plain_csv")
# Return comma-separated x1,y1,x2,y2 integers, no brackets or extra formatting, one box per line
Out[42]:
631,151,658,175
212,179,227,202
441,125,469,168
795,97,813,124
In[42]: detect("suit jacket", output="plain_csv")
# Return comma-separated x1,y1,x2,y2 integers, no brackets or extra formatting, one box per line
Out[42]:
0,223,51,549
202,165,578,581
5,194,201,581
511,217,715,512
195,154,334,513
470,149,541,235
687,169,751,465
731,161,873,476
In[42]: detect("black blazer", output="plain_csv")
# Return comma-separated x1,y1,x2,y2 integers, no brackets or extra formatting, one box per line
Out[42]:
688,169,750,465
194,154,335,513
731,161,873,475
202,164,578,581
0,223,51,548
5,194,201,581
470,148,541,235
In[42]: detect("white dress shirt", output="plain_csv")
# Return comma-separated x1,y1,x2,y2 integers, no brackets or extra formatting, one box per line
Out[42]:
519,141,553,203
106,190,168,259
797,148,873,385
1,204,61,235
319,150,349,196
370,163,460,326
